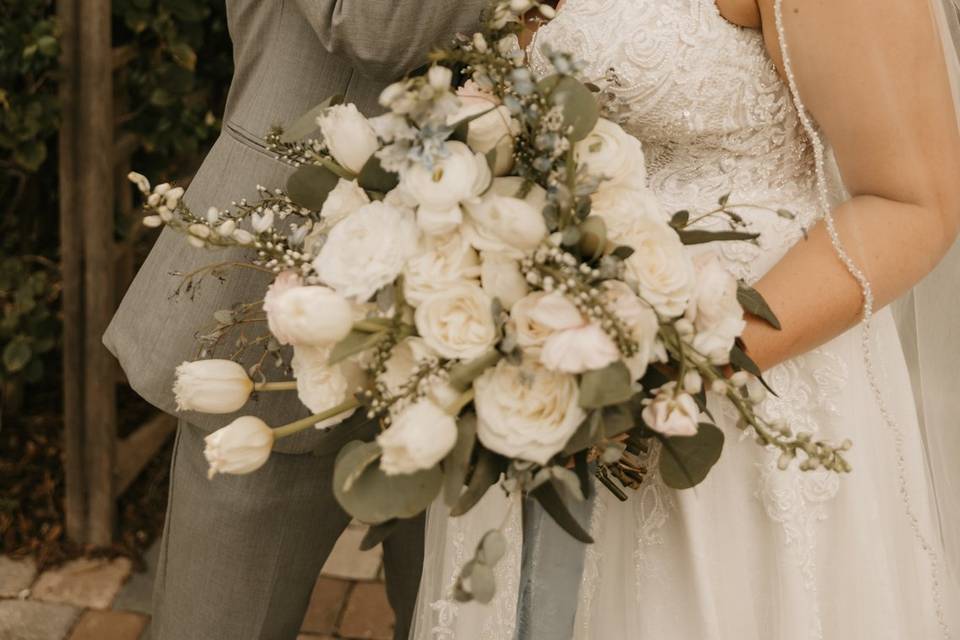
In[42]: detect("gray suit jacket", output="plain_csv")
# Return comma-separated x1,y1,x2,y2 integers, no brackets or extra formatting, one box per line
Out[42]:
105,0,487,454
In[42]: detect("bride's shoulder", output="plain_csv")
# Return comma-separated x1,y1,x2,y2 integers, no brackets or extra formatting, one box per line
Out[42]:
715,0,762,29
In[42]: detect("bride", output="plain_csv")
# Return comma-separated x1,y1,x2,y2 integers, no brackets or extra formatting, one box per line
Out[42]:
411,0,960,638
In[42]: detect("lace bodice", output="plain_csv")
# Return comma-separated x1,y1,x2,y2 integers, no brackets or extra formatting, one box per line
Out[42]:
530,0,820,283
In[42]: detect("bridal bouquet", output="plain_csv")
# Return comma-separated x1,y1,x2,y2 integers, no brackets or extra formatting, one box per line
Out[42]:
130,0,851,602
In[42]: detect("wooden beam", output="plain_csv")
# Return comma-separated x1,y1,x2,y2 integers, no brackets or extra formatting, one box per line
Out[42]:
78,0,117,547
114,414,176,498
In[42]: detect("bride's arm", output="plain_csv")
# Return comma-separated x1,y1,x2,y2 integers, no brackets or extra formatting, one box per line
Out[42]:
743,0,960,371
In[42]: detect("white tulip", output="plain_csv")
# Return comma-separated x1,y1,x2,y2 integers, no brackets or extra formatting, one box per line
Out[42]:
415,283,499,360
377,400,458,475
463,177,548,258
479,252,529,310
403,231,481,307
263,275,354,347
291,346,364,428
173,359,253,414
641,385,700,437
316,104,379,173
313,201,420,302
475,360,586,465
320,178,370,229
204,416,274,479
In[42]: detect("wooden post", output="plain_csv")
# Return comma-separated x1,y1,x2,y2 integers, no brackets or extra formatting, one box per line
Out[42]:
77,0,117,546
57,0,85,543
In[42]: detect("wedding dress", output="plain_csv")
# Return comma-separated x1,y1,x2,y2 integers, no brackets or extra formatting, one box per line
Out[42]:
410,1,960,638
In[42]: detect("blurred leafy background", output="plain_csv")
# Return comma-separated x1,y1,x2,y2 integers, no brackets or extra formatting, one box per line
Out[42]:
0,0,232,563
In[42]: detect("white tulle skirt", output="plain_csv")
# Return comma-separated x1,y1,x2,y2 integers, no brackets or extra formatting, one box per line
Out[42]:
410,309,959,640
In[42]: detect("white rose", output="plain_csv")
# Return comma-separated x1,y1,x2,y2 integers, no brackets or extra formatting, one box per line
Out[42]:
403,231,480,306
590,186,664,243
528,291,583,331
173,359,253,414
377,400,458,475
641,384,700,437
463,177,548,258
320,179,370,229
602,281,664,380
204,416,274,478
291,346,364,429
474,360,586,465
575,118,647,191
540,323,621,374
381,337,438,396
450,96,518,176
508,292,554,355
400,141,492,235
415,283,498,360
313,201,420,302
620,216,696,318
686,254,746,364
263,280,354,347
317,104,379,173
479,252,529,310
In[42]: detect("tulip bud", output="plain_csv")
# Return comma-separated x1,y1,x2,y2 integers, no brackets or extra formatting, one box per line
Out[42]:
174,360,254,414
128,171,151,194
204,416,274,479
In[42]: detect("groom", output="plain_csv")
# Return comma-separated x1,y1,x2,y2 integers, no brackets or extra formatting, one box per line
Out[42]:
104,1,486,638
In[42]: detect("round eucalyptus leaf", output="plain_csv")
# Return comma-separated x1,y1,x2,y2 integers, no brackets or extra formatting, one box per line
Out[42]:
539,75,600,142
658,423,725,490
333,441,443,524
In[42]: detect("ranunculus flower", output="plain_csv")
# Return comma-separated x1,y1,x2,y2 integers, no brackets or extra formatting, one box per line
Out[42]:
508,292,555,355
602,281,664,380
589,186,664,242
641,384,700,437
451,88,518,176
317,104,379,173
474,360,586,465
263,279,354,347
204,416,274,478
685,254,746,364
575,118,647,191
320,178,370,229
173,359,254,414
620,216,696,318
479,252,529,310
377,400,458,475
291,346,364,428
400,141,492,235
403,231,481,306
313,201,420,302
415,283,498,360
463,177,548,258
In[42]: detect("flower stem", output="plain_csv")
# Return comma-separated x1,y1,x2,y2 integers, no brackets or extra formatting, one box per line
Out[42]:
253,380,299,392
272,398,363,439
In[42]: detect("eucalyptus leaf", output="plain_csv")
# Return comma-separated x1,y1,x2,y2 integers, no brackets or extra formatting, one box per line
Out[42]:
579,361,633,409
2,339,31,374
729,345,778,397
658,423,725,490
286,163,340,211
358,155,400,193
449,105,498,143
280,94,344,143
562,411,603,456
676,229,759,245
360,519,399,551
448,350,503,392
451,447,504,517
341,442,383,493
538,75,600,142
329,329,390,366
578,216,607,260
737,284,781,330
670,210,690,229
443,413,479,507
333,441,443,524
610,245,635,261
530,480,594,543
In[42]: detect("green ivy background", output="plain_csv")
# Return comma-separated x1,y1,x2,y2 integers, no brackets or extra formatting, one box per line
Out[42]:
0,0,233,411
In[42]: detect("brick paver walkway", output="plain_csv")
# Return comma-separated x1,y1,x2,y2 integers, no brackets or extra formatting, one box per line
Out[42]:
0,524,394,640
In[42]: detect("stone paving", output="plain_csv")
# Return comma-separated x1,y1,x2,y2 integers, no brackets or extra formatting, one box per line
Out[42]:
0,523,394,640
